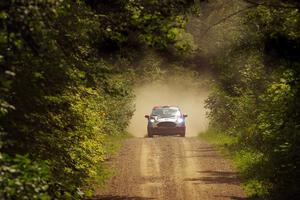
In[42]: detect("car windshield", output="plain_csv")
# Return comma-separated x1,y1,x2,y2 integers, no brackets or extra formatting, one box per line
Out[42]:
151,108,181,118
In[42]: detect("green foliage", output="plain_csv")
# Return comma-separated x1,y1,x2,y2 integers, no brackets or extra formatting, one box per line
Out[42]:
86,0,196,52
205,1,300,199
0,154,50,200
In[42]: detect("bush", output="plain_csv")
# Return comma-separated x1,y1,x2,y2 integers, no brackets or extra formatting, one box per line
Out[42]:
0,154,50,200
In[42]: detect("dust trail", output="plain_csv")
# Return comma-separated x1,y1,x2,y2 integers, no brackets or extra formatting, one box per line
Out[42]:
128,75,210,137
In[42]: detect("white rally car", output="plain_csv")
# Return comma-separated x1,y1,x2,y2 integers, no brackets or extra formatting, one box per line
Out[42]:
145,105,187,137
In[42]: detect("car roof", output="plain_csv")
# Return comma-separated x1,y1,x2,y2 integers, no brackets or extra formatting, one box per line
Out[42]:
152,105,179,110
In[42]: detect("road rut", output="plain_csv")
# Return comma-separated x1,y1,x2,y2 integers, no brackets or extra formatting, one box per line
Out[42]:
93,137,247,200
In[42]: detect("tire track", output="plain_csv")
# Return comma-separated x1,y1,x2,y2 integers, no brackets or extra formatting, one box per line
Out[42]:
140,138,163,198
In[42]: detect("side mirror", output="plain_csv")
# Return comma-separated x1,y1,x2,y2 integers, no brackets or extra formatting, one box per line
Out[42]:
183,114,188,118
145,115,149,119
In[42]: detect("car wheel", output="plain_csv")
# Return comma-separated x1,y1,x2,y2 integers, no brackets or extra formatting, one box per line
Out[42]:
148,132,153,138
180,132,185,137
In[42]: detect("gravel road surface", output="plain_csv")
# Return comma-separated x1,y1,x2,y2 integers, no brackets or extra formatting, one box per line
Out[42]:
93,137,247,200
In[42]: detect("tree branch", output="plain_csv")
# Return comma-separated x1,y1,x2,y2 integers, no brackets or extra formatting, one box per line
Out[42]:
243,0,300,9
201,5,256,37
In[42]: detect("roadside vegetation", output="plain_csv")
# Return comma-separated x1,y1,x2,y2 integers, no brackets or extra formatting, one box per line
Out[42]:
202,1,300,200
200,128,268,199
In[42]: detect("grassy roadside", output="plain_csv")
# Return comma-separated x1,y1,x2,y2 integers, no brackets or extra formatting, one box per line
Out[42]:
88,132,133,196
103,132,133,156
199,128,268,200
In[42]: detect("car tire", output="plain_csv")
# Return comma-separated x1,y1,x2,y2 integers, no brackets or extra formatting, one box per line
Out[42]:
147,127,153,138
148,132,153,138
180,132,185,137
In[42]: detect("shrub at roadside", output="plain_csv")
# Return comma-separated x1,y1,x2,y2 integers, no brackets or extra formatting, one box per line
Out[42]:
0,154,50,200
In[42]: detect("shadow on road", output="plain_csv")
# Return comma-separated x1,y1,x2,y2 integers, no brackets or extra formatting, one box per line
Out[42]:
192,146,218,152
214,195,250,200
89,196,154,200
184,170,241,185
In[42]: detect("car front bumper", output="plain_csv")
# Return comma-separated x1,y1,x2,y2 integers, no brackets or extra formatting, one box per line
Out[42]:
148,126,186,135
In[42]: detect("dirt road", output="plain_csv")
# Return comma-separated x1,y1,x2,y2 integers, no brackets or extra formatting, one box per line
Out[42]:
93,137,247,200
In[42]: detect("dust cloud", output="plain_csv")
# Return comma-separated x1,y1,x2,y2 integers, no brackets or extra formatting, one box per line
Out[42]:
128,75,210,137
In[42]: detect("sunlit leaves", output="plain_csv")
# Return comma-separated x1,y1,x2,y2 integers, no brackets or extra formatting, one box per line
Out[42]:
0,154,51,200
0,0,135,199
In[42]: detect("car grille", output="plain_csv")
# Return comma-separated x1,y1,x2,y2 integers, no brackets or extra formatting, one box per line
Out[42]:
157,122,176,128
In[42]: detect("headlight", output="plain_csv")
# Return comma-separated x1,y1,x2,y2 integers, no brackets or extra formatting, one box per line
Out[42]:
177,118,184,123
150,119,155,123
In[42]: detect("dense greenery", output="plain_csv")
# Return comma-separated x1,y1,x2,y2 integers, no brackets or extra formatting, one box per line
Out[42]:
0,0,195,199
205,0,300,199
